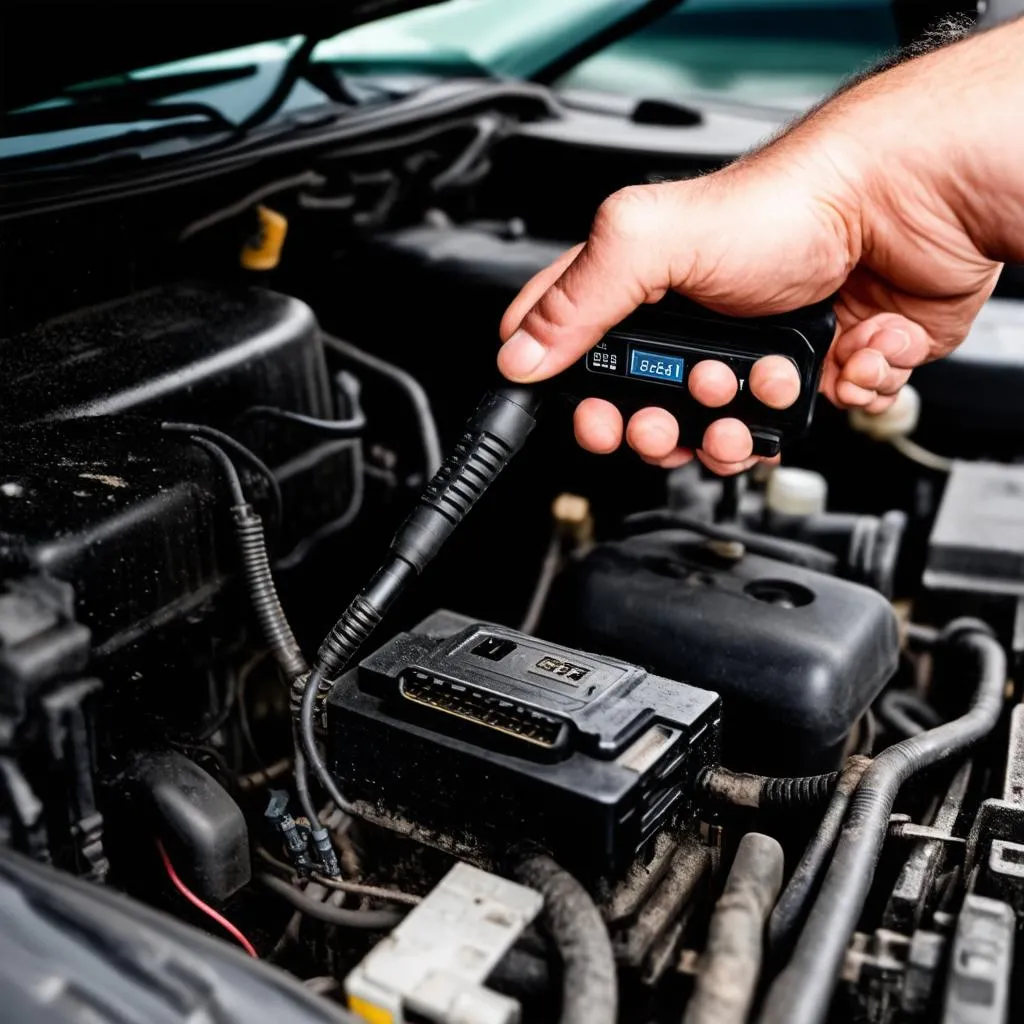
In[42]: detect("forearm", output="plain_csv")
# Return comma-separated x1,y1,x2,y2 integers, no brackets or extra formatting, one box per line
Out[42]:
783,15,1024,266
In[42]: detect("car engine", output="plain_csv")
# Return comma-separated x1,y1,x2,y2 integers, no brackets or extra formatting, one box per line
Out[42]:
1,75,1023,1024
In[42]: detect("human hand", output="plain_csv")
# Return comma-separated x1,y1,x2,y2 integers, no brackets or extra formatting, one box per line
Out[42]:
497,22,1014,474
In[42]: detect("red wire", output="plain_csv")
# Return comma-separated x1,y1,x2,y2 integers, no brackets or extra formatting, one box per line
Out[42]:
156,839,258,958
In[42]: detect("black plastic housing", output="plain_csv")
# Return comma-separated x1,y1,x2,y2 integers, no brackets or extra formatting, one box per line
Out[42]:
327,610,721,881
0,418,229,654
547,529,899,774
0,282,359,560
117,750,251,901
0,285,363,651
560,293,836,457
923,460,1024,650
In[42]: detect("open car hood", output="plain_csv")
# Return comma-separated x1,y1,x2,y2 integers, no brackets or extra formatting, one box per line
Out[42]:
0,1,446,112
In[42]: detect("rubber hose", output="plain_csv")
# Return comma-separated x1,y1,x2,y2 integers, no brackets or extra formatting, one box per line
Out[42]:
758,624,1005,1024
515,855,617,1024
683,833,784,1024
259,873,403,930
766,756,872,954
697,766,841,810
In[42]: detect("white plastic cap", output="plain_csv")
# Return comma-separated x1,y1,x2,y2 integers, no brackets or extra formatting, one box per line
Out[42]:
848,384,921,440
765,467,828,517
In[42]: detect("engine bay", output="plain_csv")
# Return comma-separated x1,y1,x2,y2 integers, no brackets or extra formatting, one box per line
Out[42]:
2,73,1024,1024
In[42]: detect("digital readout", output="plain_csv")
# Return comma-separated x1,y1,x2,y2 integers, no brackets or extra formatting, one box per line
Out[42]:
628,348,685,384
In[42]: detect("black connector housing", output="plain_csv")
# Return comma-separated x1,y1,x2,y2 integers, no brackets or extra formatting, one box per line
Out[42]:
326,611,721,881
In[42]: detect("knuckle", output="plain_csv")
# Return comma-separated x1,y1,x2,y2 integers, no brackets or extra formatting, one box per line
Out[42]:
594,186,656,241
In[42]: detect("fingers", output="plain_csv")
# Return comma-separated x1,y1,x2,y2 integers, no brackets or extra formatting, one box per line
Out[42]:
825,313,929,409
626,408,679,460
499,244,584,342
748,355,800,409
573,398,622,454
688,360,737,407
499,187,674,382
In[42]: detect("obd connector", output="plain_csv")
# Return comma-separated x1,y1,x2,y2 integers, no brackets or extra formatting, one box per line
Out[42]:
326,611,721,880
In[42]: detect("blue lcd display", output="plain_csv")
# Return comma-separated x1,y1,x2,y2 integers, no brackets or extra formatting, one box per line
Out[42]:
628,348,685,384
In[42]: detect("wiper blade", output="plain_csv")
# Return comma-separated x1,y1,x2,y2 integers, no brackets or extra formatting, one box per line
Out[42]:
65,64,258,103
0,99,233,139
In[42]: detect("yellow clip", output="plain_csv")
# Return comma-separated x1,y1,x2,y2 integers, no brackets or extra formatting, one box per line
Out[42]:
241,204,288,270
347,995,395,1024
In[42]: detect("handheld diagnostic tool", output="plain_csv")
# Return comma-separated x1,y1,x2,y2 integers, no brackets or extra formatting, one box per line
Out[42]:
561,294,837,457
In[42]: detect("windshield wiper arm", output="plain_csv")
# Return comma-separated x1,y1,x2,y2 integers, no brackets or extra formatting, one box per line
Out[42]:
65,64,258,104
0,99,233,139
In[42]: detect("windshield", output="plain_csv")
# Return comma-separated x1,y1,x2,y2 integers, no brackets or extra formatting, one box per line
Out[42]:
321,0,900,109
1,0,900,166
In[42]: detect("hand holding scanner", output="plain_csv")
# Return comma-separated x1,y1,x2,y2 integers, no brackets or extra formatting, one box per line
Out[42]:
560,294,837,457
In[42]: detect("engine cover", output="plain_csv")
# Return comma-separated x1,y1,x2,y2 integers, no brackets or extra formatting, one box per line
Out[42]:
547,528,900,774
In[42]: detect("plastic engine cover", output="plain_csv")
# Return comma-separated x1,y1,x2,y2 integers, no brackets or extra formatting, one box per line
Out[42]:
547,529,899,774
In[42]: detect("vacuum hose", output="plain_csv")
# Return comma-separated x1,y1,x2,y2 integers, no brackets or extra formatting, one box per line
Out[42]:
515,854,617,1024
684,833,784,1024
758,621,1006,1024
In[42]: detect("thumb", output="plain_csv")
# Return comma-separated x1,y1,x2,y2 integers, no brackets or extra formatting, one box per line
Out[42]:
498,167,856,383
498,186,677,382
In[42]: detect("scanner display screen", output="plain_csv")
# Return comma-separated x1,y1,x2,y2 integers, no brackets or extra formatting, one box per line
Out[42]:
628,348,684,384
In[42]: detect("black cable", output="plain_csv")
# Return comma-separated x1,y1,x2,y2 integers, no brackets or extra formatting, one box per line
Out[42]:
322,333,442,476
192,667,239,743
684,833,785,1024
232,504,308,681
162,422,283,531
179,170,326,240
181,435,245,505
236,35,321,133
294,388,543,814
238,405,367,437
696,766,841,810
766,756,872,955
258,873,403,930
877,690,943,738
514,855,616,1024
163,425,305,682
292,726,322,827
758,622,1006,1024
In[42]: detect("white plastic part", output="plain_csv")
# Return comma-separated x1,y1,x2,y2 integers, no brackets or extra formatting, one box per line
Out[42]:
848,385,921,440
765,467,828,518
345,862,543,1024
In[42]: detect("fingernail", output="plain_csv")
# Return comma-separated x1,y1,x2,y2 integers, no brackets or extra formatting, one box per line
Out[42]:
498,328,546,379
873,328,910,359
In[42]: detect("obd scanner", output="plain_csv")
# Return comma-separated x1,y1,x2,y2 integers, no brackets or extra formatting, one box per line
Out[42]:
561,294,837,457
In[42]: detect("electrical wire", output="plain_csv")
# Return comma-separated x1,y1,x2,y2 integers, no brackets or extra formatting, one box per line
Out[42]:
192,666,239,744
310,873,422,908
180,435,245,505
322,333,442,476
179,170,327,240
258,873,404,930
238,405,366,437
236,35,321,133
274,439,364,571
156,839,258,958
520,533,561,635
162,422,283,531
